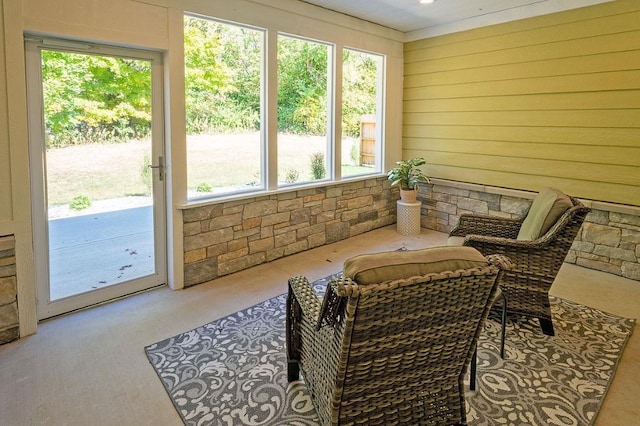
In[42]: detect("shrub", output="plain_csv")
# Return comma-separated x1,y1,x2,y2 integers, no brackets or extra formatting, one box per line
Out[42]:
69,195,91,211
310,152,326,180
284,169,300,183
140,154,152,194
350,140,360,165
196,182,213,192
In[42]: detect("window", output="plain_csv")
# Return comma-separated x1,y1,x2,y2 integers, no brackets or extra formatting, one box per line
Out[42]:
184,16,264,199
277,35,331,186
341,49,384,178
183,14,386,201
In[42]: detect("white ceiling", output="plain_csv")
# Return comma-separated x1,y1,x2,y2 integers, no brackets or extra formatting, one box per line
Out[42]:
299,0,614,39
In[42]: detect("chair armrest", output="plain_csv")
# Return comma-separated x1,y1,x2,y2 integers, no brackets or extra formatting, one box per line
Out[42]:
288,276,322,320
316,277,357,330
288,275,352,330
464,233,548,250
287,276,322,365
463,234,558,275
486,254,514,271
450,214,522,239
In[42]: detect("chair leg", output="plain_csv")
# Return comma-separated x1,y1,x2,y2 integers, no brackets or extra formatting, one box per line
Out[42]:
288,360,300,382
499,291,507,358
539,318,555,336
285,285,301,382
470,348,477,391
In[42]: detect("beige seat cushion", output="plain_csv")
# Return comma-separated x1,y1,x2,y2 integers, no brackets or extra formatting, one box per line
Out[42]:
447,236,466,246
343,246,488,285
517,187,573,241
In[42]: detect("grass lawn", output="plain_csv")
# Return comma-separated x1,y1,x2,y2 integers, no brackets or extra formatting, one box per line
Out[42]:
46,140,151,206
46,133,376,209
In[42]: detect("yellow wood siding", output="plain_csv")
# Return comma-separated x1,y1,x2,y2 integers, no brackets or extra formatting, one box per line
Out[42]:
403,0,640,206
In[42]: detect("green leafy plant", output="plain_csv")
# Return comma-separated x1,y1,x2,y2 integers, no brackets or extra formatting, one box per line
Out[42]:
69,194,91,211
387,157,430,190
350,140,360,165
140,154,152,194
196,182,213,192
284,169,300,183
310,152,326,180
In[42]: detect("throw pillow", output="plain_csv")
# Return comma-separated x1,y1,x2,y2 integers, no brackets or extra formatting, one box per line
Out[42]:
517,187,572,240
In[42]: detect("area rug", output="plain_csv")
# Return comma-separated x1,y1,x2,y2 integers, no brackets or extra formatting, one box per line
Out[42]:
145,273,634,426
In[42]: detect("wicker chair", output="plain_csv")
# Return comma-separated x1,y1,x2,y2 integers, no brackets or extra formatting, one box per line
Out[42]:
286,246,510,426
448,190,590,336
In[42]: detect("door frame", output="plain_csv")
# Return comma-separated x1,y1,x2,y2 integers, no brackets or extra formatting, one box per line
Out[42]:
25,37,168,320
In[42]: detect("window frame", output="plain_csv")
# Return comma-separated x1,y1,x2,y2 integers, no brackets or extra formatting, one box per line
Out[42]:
276,32,334,189
340,46,386,179
183,14,267,201
182,12,387,204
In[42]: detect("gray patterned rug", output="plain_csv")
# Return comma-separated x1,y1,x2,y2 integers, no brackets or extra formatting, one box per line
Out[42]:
145,274,634,426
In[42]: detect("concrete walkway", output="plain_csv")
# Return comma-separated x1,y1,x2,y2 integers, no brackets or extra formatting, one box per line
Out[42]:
48,206,155,300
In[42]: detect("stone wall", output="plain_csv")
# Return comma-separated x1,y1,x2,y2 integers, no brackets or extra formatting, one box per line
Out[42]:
0,235,19,345
571,210,640,280
418,180,640,282
182,177,397,287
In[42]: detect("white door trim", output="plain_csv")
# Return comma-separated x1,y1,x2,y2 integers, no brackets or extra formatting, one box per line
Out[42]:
25,37,168,320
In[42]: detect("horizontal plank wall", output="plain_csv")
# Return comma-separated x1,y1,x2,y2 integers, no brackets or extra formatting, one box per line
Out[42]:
403,0,640,206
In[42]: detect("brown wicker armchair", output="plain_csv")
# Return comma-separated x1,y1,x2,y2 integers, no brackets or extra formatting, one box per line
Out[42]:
448,189,590,336
286,246,510,426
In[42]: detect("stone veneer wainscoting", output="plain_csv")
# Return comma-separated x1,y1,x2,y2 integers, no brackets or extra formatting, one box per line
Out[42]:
0,235,19,345
418,179,640,282
182,177,398,287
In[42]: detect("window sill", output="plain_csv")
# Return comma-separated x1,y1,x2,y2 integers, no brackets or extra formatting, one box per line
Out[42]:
177,173,387,210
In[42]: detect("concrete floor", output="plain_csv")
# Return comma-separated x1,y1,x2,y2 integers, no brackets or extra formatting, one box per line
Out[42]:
0,226,638,425
48,206,155,300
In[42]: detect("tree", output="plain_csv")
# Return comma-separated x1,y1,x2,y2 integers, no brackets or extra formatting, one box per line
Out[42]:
184,16,262,133
341,49,380,137
277,36,328,135
40,18,380,145
42,50,151,147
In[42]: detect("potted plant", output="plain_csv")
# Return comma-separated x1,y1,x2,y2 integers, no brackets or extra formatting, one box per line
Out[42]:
387,157,430,202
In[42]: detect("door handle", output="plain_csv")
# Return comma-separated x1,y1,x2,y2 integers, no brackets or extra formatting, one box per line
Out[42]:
148,156,165,181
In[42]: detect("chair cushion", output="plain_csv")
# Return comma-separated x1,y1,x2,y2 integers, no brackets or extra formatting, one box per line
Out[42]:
343,246,488,285
447,236,466,246
517,187,573,241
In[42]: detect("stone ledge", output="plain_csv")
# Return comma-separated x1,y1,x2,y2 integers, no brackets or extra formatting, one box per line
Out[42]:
182,177,397,287
418,180,639,283
590,201,640,217
0,235,16,252
177,174,388,211
0,235,18,345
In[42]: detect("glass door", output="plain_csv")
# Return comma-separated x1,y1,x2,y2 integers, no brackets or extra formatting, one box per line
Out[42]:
25,38,167,319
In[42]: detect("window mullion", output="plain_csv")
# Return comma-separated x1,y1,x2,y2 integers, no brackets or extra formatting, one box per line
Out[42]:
265,30,279,191
333,43,343,182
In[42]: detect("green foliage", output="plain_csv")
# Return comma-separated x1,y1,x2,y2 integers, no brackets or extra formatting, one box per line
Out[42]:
387,158,430,190
196,182,213,192
140,154,152,194
350,140,360,165
284,169,300,183
342,50,381,138
184,16,261,134
277,37,328,135
42,50,151,147
69,194,91,211
40,19,380,149
310,152,326,180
